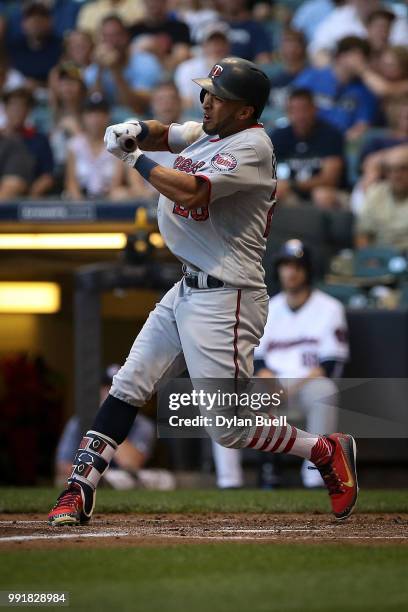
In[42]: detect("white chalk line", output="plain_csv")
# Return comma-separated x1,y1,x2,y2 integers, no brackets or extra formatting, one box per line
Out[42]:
0,531,406,543
160,534,408,541
0,531,129,543
1,521,406,543
0,520,45,525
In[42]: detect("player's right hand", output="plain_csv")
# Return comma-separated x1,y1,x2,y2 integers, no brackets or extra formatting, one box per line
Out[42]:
104,121,142,162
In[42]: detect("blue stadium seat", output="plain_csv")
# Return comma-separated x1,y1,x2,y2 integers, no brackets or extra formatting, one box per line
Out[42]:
317,282,363,306
354,246,405,278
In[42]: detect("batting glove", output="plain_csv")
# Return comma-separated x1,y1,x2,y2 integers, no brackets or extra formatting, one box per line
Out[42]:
104,121,143,165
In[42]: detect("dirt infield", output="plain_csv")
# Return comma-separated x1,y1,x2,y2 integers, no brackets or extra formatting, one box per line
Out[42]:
0,513,407,548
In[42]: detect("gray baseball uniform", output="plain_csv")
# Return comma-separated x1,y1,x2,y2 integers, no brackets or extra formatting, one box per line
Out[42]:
158,122,276,289
111,122,277,427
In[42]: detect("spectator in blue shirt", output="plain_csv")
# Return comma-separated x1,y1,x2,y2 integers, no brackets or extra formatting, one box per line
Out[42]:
270,88,346,209
2,87,54,197
294,36,379,141
6,2,62,87
217,0,272,63
3,0,83,41
84,14,163,114
130,0,191,71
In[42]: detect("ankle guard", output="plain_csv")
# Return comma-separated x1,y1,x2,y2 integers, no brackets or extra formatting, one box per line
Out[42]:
68,430,117,516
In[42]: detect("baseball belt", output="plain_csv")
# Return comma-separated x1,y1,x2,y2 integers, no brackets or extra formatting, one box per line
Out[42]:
184,270,224,289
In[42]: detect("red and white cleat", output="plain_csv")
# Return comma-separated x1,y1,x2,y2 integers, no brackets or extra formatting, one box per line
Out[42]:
316,433,359,520
48,483,92,526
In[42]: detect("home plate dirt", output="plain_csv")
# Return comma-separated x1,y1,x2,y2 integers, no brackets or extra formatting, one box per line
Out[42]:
0,513,407,548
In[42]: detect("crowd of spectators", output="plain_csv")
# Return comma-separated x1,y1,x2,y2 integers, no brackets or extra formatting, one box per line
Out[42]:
0,0,406,487
0,0,406,253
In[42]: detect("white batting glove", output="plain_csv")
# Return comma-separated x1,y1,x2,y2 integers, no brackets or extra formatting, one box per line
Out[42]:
104,121,143,164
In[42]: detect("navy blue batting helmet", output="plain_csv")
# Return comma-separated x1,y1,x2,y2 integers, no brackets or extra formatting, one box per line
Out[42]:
193,56,271,118
274,239,313,281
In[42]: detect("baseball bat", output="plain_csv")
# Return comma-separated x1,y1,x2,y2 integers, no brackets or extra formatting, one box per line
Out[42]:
118,134,138,153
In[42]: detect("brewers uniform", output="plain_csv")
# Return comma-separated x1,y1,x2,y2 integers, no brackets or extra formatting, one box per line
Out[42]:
256,289,349,380
255,288,349,485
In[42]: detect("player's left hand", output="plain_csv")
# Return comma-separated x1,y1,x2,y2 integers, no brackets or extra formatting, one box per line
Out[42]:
104,122,143,166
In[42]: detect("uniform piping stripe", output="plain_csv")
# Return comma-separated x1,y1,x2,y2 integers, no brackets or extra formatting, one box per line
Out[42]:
253,421,277,450
246,425,264,448
263,200,276,238
260,423,282,451
233,289,242,379
282,426,297,453
277,424,292,453
269,426,287,452
259,425,279,451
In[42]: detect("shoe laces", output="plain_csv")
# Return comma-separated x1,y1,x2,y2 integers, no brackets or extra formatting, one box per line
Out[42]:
54,485,81,509
309,464,344,496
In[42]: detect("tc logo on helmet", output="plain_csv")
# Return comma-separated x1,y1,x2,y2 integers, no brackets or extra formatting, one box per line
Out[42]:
210,65,223,78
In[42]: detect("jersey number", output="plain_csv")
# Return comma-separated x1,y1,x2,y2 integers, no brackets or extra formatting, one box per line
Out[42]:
173,203,209,221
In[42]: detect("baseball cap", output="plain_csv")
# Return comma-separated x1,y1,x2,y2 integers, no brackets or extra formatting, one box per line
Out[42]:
83,92,110,113
275,239,312,268
198,22,230,44
274,239,313,282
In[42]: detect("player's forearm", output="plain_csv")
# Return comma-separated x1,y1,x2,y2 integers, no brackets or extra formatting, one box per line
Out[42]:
360,69,408,97
136,162,208,210
138,120,170,152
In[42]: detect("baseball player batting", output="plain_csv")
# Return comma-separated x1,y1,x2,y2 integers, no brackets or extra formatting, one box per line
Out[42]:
48,57,358,526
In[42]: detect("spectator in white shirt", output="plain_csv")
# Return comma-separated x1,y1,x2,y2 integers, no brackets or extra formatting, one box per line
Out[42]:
64,94,123,200
174,22,230,115
309,0,408,66
0,52,26,129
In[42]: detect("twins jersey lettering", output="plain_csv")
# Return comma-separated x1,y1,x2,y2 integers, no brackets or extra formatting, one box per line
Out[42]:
157,122,277,289
255,289,349,378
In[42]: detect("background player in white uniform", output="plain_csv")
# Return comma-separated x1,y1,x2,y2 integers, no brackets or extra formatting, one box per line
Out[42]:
49,57,358,526
255,239,349,487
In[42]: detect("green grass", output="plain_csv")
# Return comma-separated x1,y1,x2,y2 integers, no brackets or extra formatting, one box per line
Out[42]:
1,545,408,612
0,487,407,515
1,489,407,611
